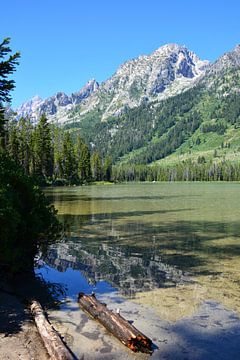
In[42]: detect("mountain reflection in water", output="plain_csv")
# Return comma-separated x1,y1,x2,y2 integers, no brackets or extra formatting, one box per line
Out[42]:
42,235,190,296
39,183,240,307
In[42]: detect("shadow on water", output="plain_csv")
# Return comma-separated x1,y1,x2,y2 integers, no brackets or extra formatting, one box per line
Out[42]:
59,213,240,258
157,320,240,360
45,193,200,203
58,207,194,225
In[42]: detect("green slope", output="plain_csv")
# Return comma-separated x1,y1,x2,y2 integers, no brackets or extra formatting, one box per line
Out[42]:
63,67,240,167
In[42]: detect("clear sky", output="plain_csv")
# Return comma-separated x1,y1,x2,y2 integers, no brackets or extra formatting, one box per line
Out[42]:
1,0,240,108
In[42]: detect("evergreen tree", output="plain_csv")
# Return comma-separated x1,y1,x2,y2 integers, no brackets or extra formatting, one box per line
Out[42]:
7,119,19,161
33,114,54,180
0,38,20,144
61,131,77,182
91,150,102,181
0,39,61,274
18,117,33,174
53,126,64,179
75,135,91,183
103,156,112,181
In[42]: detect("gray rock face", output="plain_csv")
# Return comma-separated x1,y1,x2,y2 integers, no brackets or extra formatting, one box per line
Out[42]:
56,92,71,106
69,43,209,122
71,79,99,104
17,95,43,120
16,79,99,123
207,44,240,75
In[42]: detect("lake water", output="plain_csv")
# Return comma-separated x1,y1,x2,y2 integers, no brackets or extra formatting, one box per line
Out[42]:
36,183,240,359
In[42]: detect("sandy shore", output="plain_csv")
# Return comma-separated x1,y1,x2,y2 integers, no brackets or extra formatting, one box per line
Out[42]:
0,290,49,360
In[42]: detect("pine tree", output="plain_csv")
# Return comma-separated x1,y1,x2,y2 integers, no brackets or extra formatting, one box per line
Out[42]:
61,131,77,182
33,114,54,180
91,150,102,181
75,135,91,183
0,38,20,144
0,39,61,274
52,126,64,179
7,120,20,161
18,117,33,174
103,156,112,181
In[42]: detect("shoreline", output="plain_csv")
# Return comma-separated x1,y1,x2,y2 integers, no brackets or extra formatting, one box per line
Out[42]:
1,287,240,359
0,289,49,360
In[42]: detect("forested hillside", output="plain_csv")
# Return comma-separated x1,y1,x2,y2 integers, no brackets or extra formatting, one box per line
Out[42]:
64,65,240,169
13,43,240,182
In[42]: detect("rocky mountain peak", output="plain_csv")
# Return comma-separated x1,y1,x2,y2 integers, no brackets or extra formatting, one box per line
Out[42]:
234,44,240,52
154,43,185,54
17,95,43,119
16,44,209,124
208,44,240,76
72,79,99,105
16,79,99,123
87,78,99,89
86,43,209,121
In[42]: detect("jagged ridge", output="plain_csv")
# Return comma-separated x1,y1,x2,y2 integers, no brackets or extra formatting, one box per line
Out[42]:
17,44,209,124
17,79,99,123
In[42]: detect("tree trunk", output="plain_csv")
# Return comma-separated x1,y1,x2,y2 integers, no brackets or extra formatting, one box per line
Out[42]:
77,292,152,354
30,300,75,360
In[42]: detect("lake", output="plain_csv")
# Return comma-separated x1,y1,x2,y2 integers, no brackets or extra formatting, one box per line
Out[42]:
37,183,240,359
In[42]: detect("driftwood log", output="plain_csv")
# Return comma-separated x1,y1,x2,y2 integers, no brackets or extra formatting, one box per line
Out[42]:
78,292,153,353
30,300,75,360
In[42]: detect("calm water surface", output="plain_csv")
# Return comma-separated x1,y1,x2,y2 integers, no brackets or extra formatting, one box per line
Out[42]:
37,182,240,316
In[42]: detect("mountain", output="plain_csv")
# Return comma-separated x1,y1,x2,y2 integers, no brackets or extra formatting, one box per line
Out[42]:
17,79,99,124
65,43,240,166
207,44,240,75
16,44,208,125
72,44,208,123
135,45,240,165
16,44,240,169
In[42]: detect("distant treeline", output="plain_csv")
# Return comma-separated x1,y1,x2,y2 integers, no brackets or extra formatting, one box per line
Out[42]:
6,115,112,185
112,161,240,182
6,115,240,185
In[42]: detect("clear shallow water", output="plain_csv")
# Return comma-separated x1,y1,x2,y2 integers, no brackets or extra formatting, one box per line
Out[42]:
34,182,240,359
37,182,240,316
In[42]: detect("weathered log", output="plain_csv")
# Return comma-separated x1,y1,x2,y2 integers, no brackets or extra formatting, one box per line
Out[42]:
77,292,153,353
30,300,75,360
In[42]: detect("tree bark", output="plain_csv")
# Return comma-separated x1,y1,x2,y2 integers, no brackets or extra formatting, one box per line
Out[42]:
77,292,152,353
30,300,75,360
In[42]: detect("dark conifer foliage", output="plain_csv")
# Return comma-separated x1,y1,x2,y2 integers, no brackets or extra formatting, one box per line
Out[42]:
0,38,20,143
6,117,95,185
0,38,61,274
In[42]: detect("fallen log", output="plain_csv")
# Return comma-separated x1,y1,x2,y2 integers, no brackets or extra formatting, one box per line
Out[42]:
77,292,153,354
30,300,75,360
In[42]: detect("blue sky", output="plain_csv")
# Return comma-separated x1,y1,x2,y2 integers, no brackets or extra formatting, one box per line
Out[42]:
1,0,240,108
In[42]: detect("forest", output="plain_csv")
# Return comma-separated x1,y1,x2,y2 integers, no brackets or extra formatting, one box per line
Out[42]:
5,114,240,183
5,70,240,184
5,115,112,185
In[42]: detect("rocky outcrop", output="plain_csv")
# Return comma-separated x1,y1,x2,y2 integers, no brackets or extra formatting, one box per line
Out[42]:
207,44,240,76
16,79,99,123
